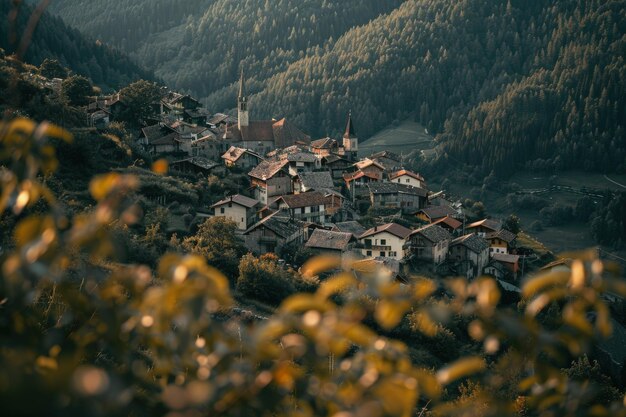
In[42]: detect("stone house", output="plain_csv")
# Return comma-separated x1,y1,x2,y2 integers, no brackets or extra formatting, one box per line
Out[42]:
248,159,292,204
407,224,452,265
368,182,428,213
449,234,490,279
222,146,264,169
243,212,305,255
272,191,328,225
305,229,356,257
485,229,517,255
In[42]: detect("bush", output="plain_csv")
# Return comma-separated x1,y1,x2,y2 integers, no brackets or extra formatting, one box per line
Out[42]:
236,254,298,305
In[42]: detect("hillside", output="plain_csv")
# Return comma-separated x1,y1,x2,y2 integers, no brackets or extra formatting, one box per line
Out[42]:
0,1,154,90
48,0,625,176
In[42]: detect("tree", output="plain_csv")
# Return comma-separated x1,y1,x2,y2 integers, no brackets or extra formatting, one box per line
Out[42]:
62,75,93,106
503,214,521,234
117,79,162,125
181,216,246,281
39,58,68,79
236,253,297,305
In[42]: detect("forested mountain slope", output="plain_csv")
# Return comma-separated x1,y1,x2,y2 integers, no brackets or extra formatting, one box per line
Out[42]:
48,0,404,100
42,0,626,175
0,1,153,90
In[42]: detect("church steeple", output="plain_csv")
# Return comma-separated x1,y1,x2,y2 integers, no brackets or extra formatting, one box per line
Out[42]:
238,67,249,129
343,110,358,161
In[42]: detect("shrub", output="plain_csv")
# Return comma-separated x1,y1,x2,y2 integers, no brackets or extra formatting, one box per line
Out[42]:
236,254,297,305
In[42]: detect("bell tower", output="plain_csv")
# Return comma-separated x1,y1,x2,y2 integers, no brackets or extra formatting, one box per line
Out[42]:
238,68,249,130
343,111,358,161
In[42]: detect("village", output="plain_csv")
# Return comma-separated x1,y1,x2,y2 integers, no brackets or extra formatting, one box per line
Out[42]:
80,71,563,294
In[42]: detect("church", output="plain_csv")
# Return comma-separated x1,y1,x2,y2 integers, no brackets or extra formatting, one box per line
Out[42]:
224,69,311,156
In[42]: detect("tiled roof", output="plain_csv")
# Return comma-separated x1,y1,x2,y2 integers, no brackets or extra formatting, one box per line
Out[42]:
323,154,349,164
150,132,181,146
367,182,429,197
360,223,412,240
389,169,425,182
486,229,517,243
332,221,367,238
211,194,259,209
277,191,327,209
343,171,379,182
311,137,337,149
272,118,311,148
141,124,173,142
355,159,386,171
432,216,462,230
244,212,302,238
298,171,335,190
467,218,502,232
410,223,452,243
370,150,401,162
222,146,262,163
451,234,490,253
248,159,289,181
287,152,318,163
492,253,520,264
305,229,353,251
417,205,458,220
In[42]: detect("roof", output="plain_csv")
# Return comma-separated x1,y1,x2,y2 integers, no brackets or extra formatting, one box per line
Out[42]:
370,150,401,163
311,137,337,149
540,258,574,271
244,212,302,239
360,223,412,240
344,112,356,139
389,169,425,182
150,132,180,146
323,154,349,165
343,171,379,182
432,216,463,230
486,229,518,244
298,171,335,190
355,159,385,171
170,157,219,170
208,113,232,125
305,229,353,251
229,118,311,147
331,221,367,238
287,152,318,163
409,223,452,243
467,218,502,232
272,118,311,148
211,194,259,209
417,205,458,220
276,191,327,209
222,146,262,163
141,124,173,142
367,182,429,197
451,234,490,254
248,159,289,181
492,253,520,264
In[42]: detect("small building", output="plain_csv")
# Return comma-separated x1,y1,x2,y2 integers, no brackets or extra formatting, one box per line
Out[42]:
388,170,426,189
322,154,352,179
353,159,386,180
343,170,380,193
358,223,412,261
243,212,306,255
485,229,517,255
415,205,459,223
305,229,355,256
466,218,502,237
407,223,452,265
248,159,292,204
211,194,260,230
367,182,428,213
449,234,490,279
492,253,521,280
369,150,402,171
222,146,264,169
294,171,335,193
286,152,320,176
272,191,327,224
310,137,340,157
170,157,222,175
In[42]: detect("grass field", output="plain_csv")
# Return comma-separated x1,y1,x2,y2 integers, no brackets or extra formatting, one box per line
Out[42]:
359,120,435,157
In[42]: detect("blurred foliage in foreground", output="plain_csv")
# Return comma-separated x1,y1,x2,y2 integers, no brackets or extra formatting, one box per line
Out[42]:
1,117,625,417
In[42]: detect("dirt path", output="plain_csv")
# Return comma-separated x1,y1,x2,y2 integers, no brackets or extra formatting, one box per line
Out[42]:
604,175,626,189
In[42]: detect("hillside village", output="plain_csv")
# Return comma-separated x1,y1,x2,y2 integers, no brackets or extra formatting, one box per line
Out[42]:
77,70,543,293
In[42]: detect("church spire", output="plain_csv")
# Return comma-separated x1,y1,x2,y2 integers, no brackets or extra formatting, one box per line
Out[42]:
238,68,246,99
343,110,356,139
342,110,358,161
238,66,249,129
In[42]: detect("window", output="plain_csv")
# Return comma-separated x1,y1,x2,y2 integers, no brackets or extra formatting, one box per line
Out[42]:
366,250,372,256
406,179,410,183
364,239,372,248
380,252,385,257
220,207,225,214
389,251,397,257
380,239,386,245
